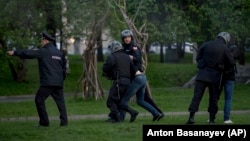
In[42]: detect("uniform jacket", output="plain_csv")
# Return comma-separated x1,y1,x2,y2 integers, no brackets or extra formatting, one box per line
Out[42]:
195,38,235,84
102,50,134,80
122,40,143,73
14,42,66,87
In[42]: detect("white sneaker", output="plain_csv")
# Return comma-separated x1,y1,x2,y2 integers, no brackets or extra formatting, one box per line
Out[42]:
224,120,233,124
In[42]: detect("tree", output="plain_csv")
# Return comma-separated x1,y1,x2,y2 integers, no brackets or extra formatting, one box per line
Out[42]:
69,0,109,99
0,0,48,82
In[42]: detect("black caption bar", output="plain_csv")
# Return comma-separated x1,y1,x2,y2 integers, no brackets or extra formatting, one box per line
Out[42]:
143,125,250,140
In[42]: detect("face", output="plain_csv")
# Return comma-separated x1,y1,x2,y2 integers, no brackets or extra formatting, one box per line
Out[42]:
40,37,48,47
123,36,132,44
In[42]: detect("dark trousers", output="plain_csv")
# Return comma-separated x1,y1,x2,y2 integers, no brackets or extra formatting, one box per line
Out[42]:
188,80,220,116
107,80,129,121
35,86,68,126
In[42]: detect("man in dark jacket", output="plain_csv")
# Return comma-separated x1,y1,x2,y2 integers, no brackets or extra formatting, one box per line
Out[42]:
119,29,164,122
7,31,68,127
186,32,235,124
218,34,239,124
102,40,134,122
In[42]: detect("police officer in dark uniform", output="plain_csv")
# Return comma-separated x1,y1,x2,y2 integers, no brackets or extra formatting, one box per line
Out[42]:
121,30,162,113
7,31,68,127
186,32,235,124
102,40,134,122
119,29,164,122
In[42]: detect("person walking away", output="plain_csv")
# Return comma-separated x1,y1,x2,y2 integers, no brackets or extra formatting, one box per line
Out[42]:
218,34,239,124
119,29,164,122
186,32,235,124
6,31,68,127
102,40,134,123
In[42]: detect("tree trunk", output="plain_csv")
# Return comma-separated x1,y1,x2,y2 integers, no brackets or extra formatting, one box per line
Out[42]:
75,9,108,99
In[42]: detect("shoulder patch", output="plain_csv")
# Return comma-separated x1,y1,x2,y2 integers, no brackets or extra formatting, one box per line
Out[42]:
133,46,138,50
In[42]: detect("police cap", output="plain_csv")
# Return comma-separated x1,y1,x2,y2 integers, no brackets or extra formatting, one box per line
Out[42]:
41,31,55,42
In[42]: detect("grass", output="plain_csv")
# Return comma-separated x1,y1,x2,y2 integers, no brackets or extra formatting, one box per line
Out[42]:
0,53,198,96
0,86,250,141
0,53,250,141
0,84,250,141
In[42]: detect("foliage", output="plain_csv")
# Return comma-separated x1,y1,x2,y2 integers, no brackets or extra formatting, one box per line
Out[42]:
0,54,196,96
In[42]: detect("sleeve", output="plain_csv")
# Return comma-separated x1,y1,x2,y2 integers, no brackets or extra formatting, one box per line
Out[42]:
130,46,143,72
196,45,205,69
14,49,41,59
225,47,235,67
102,55,114,73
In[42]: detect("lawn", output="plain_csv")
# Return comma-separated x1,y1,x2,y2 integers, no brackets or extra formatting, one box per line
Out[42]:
0,53,250,141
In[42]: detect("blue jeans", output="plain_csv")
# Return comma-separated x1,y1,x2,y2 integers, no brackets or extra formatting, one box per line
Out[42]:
120,74,160,116
223,80,234,121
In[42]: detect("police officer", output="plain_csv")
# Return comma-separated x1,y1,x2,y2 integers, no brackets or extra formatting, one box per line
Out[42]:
102,40,134,122
186,32,235,124
119,29,164,122
7,31,68,127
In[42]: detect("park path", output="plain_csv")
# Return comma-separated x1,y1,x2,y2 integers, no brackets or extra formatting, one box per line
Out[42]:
1,94,250,122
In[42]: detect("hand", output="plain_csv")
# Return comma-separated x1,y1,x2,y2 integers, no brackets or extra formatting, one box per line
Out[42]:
6,51,14,56
129,55,133,60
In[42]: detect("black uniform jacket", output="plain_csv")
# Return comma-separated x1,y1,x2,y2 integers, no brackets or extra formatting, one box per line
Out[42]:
14,43,66,87
102,50,134,80
122,40,143,72
195,39,235,84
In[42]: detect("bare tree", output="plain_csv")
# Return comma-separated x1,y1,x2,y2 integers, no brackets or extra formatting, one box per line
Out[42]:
112,0,152,95
74,1,109,99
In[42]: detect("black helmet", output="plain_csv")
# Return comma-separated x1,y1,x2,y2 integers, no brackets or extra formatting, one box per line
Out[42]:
108,40,123,53
121,29,133,39
217,32,231,45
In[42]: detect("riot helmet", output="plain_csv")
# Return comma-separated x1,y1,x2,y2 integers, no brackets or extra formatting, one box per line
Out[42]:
121,29,133,40
217,32,231,45
108,40,123,53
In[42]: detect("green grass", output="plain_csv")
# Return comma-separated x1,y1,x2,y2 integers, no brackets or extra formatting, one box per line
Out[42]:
0,54,198,96
0,84,249,118
0,53,250,141
0,86,250,141
0,85,250,141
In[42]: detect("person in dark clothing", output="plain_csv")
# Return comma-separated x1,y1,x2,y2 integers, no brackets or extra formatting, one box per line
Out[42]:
119,29,164,122
218,34,240,124
102,40,135,123
186,32,235,124
7,31,68,127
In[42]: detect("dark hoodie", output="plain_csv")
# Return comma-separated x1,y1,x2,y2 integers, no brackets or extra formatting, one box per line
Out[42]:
122,40,143,73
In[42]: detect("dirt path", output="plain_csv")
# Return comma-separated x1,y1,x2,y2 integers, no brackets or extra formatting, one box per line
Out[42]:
1,94,250,122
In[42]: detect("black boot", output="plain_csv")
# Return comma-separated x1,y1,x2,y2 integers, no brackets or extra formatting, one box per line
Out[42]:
186,112,195,125
208,113,215,124
121,105,139,122
127,107,138,122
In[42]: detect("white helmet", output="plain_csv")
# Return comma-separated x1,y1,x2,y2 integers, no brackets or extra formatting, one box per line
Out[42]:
217,32,231,45
108,40,123,53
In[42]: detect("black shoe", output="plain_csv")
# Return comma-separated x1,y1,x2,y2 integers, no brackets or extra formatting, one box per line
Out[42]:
207,120,215,124
60,123,68,126
153,113,164,121
157,113,165,121
130,112,139,122
186,118,194,125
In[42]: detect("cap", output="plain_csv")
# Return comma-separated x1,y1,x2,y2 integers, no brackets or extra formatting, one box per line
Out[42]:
41,31,55,42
